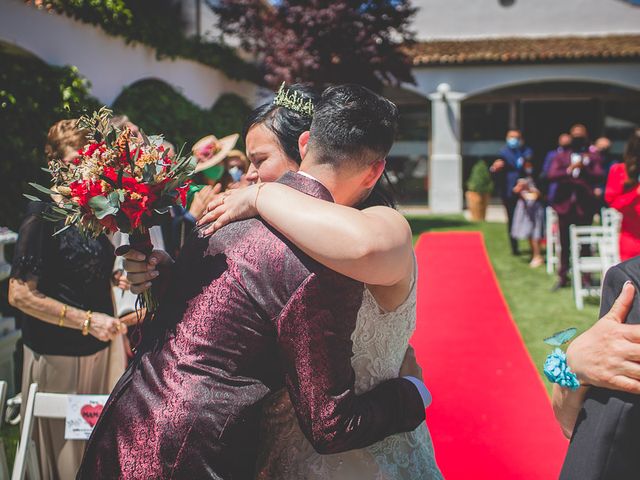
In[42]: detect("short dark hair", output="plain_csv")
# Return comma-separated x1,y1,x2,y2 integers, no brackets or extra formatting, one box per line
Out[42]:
243,84,319,164
308,85,398,168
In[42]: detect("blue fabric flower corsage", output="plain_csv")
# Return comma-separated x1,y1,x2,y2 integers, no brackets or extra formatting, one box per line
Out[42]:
544,348,580,391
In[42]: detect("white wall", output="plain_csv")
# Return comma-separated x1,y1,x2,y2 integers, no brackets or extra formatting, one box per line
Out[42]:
412,0,640,40
0,0,259,108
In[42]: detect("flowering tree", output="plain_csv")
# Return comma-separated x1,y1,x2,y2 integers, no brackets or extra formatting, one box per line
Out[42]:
211,0,417,90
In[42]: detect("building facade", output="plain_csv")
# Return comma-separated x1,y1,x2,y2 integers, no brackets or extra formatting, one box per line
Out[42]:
388,0,640,211
0,0,258,108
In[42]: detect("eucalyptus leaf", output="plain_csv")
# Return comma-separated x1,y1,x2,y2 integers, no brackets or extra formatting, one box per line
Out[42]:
88,195,118,219
50,205,72,216
107,191,121,208
29,183,57,196
23,194,42,202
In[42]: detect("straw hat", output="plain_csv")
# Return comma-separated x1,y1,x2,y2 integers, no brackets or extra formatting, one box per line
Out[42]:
192,133,240,173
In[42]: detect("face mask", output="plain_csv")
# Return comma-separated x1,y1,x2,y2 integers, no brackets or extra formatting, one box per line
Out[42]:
203,164,224,181
228,166,243,183
525,168,533,176
571,137,587,151
507,138,520,149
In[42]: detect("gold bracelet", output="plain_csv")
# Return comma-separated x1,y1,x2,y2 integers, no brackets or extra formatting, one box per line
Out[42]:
82,310,92,336
254,183,266,211
58,304,67,327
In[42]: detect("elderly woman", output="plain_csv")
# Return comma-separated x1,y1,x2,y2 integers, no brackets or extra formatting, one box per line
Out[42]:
8,119,126,480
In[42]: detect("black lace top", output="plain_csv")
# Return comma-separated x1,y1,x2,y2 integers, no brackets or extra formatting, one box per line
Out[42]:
10,202,115,356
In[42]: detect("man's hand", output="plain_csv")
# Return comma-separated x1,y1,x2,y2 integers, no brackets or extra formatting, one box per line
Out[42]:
399,345,423,381
567,281,640,393
490,159,505,173
122,249,174,295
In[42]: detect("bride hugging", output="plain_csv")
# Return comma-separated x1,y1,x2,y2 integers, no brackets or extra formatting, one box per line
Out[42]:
117,84,442,479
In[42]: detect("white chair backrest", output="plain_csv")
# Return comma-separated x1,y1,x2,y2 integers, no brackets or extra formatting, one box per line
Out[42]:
11,384,70,480
0,380,9,480
0,380,7,424
602,207,622,231
571,225,615,248
33,393,68,419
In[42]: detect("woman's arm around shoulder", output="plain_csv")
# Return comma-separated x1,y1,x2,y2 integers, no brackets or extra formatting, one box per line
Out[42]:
200,182,414,287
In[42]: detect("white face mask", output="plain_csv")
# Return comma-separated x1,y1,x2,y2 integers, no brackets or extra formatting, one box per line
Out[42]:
228,166,243,183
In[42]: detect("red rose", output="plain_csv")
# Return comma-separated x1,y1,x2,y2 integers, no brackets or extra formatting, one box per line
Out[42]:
80,142,105,157
87,180,104,198
69,180,89,207
120,197,147,229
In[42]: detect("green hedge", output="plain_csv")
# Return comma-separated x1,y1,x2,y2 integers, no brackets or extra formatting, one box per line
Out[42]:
25,1,260,83
0,43,100,230
112,79,251,151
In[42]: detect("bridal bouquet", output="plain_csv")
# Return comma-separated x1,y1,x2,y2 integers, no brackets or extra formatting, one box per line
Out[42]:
27,107,196,312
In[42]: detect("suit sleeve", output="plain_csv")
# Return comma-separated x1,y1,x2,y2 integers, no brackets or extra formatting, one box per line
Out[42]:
547,154,570,182
560,264,640,480
276,272,425,454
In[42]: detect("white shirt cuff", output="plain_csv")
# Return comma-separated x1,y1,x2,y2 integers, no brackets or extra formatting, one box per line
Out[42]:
403,376,432,408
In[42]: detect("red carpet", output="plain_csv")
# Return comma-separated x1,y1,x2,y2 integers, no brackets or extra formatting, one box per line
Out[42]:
414,232,568,479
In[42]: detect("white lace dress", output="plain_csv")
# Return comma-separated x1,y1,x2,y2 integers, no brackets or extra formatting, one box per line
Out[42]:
255,267,442,480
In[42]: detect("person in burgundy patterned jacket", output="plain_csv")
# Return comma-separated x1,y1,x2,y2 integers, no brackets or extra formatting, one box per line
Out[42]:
77,85,428,480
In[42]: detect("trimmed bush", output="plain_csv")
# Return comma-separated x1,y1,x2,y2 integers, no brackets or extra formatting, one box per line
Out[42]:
112,79,251,151
0,42,100,230
466,160,494,194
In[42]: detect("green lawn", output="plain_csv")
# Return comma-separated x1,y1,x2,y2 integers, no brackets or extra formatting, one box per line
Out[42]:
2,424,18,470
1,214,601,466
407,214,600,394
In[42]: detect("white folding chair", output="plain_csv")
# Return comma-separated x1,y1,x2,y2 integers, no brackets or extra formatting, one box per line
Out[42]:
0,380,9,479
546,207,561,274
12,384,69,480
570,225,619,310
601,207,623,231
601,207,623,260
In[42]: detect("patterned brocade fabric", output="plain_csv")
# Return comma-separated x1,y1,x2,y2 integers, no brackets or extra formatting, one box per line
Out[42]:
256,267,443,480
78,173,426,480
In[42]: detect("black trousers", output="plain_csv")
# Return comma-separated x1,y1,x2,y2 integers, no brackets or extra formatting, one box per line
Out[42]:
503,197,519,254
557,212,594,284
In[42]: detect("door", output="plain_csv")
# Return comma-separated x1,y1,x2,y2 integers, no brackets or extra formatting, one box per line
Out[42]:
521,99,600,167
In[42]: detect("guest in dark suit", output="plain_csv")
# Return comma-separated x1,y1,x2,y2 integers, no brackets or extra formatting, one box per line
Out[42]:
552,259,640,480
491,129,534,255
547,124,604,289
77,85,428,479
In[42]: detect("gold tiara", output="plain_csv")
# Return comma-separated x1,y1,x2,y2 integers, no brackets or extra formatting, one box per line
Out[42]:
272,82,314,117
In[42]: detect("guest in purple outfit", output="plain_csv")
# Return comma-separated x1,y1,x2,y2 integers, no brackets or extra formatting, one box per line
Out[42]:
548,124,604,290
77,85,428,479
541,133,571,205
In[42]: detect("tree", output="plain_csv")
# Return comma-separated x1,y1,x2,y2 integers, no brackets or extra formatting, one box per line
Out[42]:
211,0,417,91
